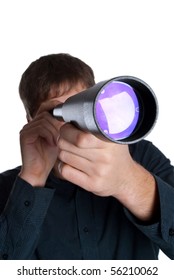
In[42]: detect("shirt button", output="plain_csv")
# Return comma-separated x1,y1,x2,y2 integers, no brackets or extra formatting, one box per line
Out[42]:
169,228,174,236
83,227,89,233
24,200,30,207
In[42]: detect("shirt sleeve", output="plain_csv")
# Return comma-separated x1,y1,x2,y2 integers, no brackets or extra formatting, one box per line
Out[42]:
0,176,55,260
125,141,174,259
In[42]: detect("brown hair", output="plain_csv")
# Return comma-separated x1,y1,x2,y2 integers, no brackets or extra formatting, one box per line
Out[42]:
19,53,95,117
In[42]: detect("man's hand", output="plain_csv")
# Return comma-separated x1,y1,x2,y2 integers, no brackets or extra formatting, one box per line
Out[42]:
19,99,63,187
57,123,133,196
57,123,159,221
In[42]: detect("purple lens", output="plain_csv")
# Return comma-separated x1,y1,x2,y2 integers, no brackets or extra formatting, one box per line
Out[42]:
94,81,139,141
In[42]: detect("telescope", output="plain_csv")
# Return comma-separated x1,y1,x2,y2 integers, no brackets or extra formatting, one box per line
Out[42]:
52,76,158,144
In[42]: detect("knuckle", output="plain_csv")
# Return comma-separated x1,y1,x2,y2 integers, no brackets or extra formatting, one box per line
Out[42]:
57,137,65,149
19,124,28,138
95,166,107,178
60,164,71,179
101,152,112,164
88,176,103,194
75,132,91,148
59,150,66,162
19,130,24,141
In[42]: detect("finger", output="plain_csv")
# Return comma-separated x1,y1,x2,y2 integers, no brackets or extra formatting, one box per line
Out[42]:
59,149,92,174
21,115,60,146
33,112,63,133
58,162,91,191
20,126,56,147
58,137,100,162
36,98,63,115
36,111,63,132
60,123,105,149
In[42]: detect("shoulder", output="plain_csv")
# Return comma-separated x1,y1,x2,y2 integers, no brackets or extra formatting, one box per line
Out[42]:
129,139,167,160
0,166,21,184
129,139,172,173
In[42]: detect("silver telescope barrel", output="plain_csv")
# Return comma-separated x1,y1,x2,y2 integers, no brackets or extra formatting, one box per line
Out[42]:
52,76,158,144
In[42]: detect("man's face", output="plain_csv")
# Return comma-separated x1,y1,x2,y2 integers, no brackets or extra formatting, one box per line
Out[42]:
27,82,87,121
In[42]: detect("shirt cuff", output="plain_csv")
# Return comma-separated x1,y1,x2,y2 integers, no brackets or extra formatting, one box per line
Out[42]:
1,176,55,259
3,176,55,226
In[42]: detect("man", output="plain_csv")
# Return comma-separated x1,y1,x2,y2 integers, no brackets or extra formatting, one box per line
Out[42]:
0,53,174,259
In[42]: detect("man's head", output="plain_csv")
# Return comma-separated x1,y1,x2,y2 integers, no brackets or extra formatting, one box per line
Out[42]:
19,53,95,118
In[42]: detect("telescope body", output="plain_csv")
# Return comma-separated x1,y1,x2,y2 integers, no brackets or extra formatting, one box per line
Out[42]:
52,76,158,144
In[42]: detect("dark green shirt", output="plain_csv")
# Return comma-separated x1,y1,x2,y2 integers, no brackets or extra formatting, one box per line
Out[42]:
0,140,174,259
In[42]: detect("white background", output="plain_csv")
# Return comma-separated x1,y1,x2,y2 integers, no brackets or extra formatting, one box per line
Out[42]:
0,0,173,260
